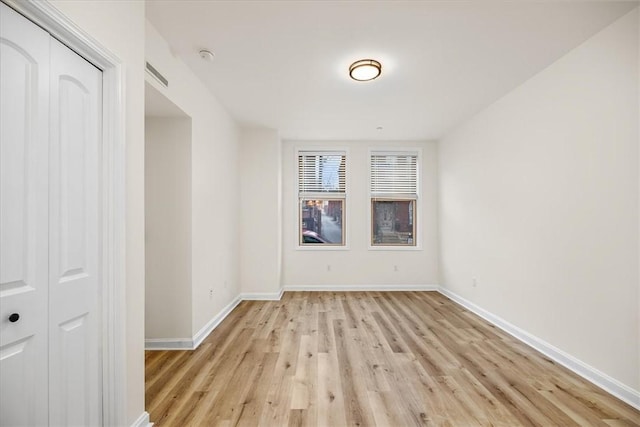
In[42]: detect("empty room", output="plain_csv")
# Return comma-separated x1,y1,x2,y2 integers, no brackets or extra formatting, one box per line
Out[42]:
1,0,639,426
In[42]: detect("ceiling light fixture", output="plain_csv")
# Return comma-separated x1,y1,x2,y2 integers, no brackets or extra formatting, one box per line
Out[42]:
349,59,382,81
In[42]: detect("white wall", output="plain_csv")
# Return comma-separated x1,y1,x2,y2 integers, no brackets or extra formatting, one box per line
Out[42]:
439,8,639,394
47,1,146,423
239,129,282,295
145,22,241,339
145,116,192,339
637,8,640,403
282,140,439,287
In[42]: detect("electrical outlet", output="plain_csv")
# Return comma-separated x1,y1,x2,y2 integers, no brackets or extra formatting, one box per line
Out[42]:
394,265,399,272
327,265,331,272
209,288,214,298
472,277,477,287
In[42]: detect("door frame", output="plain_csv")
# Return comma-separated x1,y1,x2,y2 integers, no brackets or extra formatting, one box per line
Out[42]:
2,0,127,425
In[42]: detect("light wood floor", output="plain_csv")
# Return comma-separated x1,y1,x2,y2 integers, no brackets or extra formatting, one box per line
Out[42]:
145,291,640,426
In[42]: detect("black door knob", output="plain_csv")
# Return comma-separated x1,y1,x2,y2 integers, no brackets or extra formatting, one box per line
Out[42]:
8,313,19,323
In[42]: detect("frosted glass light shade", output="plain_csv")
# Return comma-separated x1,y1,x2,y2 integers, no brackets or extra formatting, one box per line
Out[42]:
349,59,382,81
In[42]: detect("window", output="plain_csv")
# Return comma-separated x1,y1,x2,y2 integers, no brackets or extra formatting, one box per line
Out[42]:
370,151,418,247
298,151,346,246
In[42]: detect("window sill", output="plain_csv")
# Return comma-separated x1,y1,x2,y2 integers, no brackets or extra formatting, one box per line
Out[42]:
367,245,423,251
296,245,350,251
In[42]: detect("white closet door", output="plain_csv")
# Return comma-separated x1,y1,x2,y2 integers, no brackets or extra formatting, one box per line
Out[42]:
0,3,50,426
48,37,102,426
1,3,103,425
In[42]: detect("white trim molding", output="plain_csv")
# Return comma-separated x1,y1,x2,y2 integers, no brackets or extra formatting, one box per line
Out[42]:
192,296,243,348
145,295,243,350
130,411,151,427
2,1,128,425
241,288,285,301
145,290,284,350
439,287,640,411
284,284,439,292
145,338,193,351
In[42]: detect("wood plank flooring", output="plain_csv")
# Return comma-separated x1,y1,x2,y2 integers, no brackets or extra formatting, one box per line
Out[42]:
145,291,640,426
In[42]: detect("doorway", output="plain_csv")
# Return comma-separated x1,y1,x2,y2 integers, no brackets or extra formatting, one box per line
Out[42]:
144,82,193,349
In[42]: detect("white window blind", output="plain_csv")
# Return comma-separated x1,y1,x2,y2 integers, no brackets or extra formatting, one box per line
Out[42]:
298,152,346,196
370,152,418,197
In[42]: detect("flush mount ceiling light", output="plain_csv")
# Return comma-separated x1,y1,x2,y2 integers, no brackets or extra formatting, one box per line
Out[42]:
349,59,382,81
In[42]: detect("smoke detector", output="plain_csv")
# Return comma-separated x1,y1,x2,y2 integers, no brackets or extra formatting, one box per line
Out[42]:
199,49,215,62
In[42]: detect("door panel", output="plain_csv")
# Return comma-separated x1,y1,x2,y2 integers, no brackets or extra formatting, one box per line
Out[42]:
57,313,91,426
58,76,90,280
0,3,50,426
1,4,104,425
48,37,102,427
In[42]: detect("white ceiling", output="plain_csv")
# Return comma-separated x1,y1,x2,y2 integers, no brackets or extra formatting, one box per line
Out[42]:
146,1,637,141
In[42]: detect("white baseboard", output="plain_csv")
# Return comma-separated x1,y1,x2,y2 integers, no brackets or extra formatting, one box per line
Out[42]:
144,338,192,350
130,411,151,427
283,284,439,292
438,287,640,411
192,295,243,348
241,288,284,300
145,295,242,350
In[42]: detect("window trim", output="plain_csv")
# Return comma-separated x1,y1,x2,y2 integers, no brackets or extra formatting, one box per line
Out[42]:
368,148,422,251
295,147,350,250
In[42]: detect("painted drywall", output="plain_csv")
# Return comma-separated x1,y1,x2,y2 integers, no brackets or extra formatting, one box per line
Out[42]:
145,116,192,339
239,129,283,295
47,1,146,423
282,140,439,287
439,8,639,393
145,22,241,340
